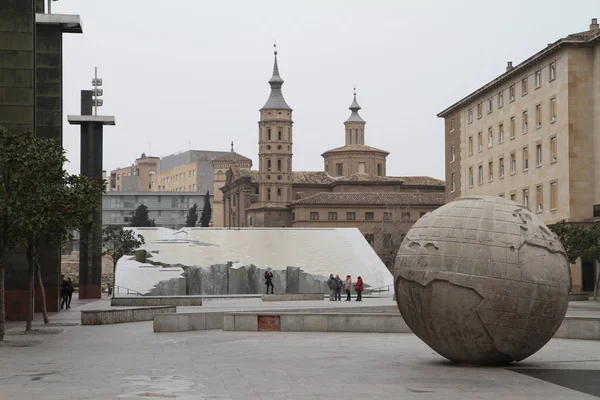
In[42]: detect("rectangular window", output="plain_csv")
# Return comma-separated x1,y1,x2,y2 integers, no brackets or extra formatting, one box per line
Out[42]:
522,78,528,96
277,159,282,171
536,143,542,166
536,185,543,212
550,62,556,81
550,136,557,161
536,104,542,128
523,146,529,170
478,132,483,152
478,165,483,184
509,85,515,101
522,110,528,132
550,181,558,209
365,212,374,221
477,103,482,119
510,152,516,174
550,97,556,122
487,98,492,113
510,192,516,202
498,123,504,143
450,118,455,131
488,127,493,148
347,212,356,221
401,212,411,221
310,212,319,220
278,129,282,140
499,157,505,178
468,167,474,187
377,164,383,176
328,212,337,221
535,70,541,88
267,159,272,171
451,173,456,192
488,160,493,181
450,145,455,162
498,91,504,108
468,136,473,155
510,116,516,139
523,188,529,208
267,128,271,140
267,188,271,201
468,108,473,123
383,212,393,222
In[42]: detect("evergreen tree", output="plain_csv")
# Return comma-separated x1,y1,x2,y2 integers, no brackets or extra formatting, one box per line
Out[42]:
129,204,155,227
185,203,199,227
200,190,212,227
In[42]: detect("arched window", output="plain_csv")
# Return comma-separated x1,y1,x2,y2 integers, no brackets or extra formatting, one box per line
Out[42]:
267,159,272,171
336,163,343,176
277,159,282,171
267,128,271,140
348,129,352,144
355,128,359,144
278,129,282,140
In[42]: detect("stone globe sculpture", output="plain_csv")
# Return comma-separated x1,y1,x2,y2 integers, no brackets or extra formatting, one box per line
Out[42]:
394,195,570,365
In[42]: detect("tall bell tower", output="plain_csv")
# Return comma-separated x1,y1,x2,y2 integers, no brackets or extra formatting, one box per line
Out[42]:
257,47,294,205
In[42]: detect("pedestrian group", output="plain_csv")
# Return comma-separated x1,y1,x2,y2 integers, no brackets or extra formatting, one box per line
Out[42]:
60,274,75,310
328,274,363,301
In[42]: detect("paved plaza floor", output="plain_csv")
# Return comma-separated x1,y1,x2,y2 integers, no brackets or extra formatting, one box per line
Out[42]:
1,296,599,399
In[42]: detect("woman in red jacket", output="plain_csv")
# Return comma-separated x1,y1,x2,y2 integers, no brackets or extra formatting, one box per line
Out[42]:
354,276,364,301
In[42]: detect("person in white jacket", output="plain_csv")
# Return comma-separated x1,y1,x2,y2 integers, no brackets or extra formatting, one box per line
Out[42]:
343,275,352,301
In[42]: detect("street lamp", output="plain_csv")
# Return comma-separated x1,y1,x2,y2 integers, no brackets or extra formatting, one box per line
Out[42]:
91,67,103,116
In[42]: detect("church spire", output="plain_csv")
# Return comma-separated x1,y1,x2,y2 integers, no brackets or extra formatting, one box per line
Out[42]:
261,44,292,110
346,87,365,123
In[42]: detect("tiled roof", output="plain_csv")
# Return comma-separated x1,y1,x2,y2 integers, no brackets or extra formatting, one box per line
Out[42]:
331,174,444,187
396,176,445,186
290,192,446,207
322,144,389,155
230,167,258,183
291,171,335,185
213,152,252,163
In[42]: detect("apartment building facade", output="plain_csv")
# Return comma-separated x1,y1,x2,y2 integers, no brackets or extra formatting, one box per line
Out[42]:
110,153,159,192
102,192,211,230
438,18,600,292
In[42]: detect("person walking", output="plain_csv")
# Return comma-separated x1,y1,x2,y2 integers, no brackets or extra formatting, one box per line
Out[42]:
335,274,343,301
327,274,337,301
344,275,352,301
64,277,75,309
60,275,67,310
264,269,274,294
354,276,364,301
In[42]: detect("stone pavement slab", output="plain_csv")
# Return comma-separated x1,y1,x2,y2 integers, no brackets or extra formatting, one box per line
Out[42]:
1,318,600,399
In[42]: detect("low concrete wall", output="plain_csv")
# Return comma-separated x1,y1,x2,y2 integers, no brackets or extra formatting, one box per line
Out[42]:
568,294,590,302
554,316,600,340
154,312,223,332
222,313,412,333
221,313,600,340
261,293,324,302
81,306,176,325
111,296,203,307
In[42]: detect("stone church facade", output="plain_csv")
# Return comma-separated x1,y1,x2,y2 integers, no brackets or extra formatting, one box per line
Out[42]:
219,50,445,267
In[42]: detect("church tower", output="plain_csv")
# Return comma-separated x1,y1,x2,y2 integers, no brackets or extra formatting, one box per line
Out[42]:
257,48,294,206
344,89,366,145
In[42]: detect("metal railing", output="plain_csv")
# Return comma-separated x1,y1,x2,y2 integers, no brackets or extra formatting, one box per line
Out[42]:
113,284,144,296
368,284,394,293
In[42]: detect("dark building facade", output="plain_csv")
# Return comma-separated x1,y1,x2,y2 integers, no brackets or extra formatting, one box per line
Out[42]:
1,0,82,319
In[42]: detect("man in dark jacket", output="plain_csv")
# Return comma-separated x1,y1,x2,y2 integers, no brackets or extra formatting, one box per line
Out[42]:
335,275,343,301
264,269,274,294
327,274,337,301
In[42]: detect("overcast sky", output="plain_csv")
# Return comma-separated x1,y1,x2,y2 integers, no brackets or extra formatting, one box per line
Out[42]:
52,0,598,180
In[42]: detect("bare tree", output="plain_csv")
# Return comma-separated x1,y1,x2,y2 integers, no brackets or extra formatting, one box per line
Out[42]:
370,203,413,270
